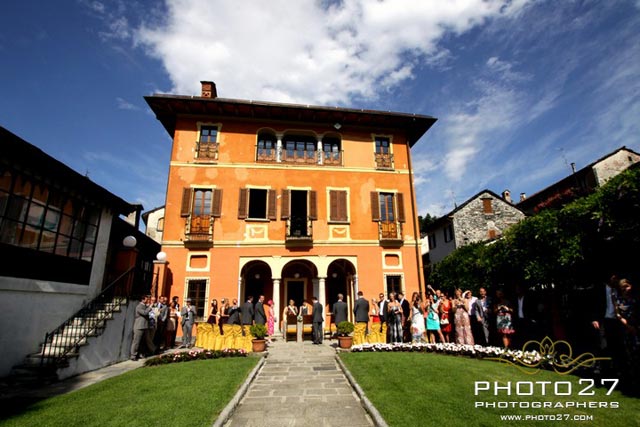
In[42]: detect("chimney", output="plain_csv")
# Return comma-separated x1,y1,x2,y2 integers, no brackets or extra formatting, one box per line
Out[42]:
570,162,576,173
502,189,512,203
520,193,527,202
200,81,217,98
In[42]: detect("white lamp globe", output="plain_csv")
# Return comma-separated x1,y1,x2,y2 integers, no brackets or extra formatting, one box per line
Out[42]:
156,251,168,262
122,235,137,248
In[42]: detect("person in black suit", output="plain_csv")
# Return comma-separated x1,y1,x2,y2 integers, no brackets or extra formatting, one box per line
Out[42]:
590,274,625,375
398,292,411,342
311,296,324,344
240,296,255,326
354,290,370,325
513,284,540,346
254,295,267,325
227,298,241,325
332,293,348,326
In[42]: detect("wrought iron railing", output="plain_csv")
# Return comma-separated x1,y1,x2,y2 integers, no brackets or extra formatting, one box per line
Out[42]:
378,221,402,241
282,149,317,164
185,215,213,242
322,150,343,166
374,152,394,169
286,217,313,241
196,142,218,160
40,267,135,367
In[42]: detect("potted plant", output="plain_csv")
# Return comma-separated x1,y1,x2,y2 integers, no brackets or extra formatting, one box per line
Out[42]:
336,321,355,349
249,324,268,352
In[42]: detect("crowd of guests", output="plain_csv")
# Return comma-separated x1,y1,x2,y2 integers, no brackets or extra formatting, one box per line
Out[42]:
205,295,276,341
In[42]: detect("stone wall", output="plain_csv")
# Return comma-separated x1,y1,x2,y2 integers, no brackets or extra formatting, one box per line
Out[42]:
592,148,640,186
452,192,524,246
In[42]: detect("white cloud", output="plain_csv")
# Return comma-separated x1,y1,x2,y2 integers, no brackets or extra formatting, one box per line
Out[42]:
116,97,140,111
133,0,532,104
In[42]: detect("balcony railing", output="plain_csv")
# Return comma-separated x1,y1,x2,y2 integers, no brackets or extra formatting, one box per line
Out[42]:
185,215,213,244
374,152,394,169
378,221,402,245
196,142,218,160
322,150,343,166
282,149,317,164
286,216,313,242
256,148,277,163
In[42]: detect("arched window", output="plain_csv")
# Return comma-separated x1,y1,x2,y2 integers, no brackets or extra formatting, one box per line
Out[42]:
257,132,276,162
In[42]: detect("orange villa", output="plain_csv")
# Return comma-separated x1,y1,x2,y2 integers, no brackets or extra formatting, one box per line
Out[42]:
145,81,436,331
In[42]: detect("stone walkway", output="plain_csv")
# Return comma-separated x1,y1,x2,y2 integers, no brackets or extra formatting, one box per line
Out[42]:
223,339,374,427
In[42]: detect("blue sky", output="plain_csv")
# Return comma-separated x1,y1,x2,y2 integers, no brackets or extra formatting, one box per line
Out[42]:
1,0,639,219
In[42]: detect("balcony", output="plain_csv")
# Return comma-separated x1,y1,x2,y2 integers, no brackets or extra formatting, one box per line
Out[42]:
282,149,317,164
322,150,343,166
285,216,313,245
185,215,213,247
378,221,403,246
256,148,277,163
196,142,218,161
374,152,394,169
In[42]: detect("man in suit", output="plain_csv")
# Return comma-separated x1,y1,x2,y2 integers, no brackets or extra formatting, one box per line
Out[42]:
514,284,540,346
397,292,411,342
354,290,370,324
311,296,324,344
130,295,154,360
227,298,241,325
254,295,267,325
332,293,348,327
590,274,624,375
153,296,169,351
473,287,491,346
377,293,388,338
240,296,255,326
180,298,196,348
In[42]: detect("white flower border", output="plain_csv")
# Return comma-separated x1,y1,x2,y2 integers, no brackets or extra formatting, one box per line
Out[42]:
351,342,554,368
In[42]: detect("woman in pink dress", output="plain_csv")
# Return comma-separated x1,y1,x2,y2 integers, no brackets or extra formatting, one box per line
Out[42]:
266,299,275,340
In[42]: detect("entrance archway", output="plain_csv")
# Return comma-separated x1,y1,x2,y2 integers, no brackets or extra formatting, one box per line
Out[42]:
240,261,273,303
281,260,317,311
327,259,356,322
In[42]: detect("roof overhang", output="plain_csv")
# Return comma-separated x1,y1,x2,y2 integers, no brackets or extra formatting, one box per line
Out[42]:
144,95,437,147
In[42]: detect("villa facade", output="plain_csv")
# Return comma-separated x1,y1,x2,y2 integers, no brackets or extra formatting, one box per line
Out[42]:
146,81,436,326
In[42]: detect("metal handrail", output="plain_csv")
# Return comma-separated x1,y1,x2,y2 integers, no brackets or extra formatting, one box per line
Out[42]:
40,266,136,367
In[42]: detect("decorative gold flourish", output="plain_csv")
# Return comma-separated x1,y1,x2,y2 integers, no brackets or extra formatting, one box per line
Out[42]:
486,336,610,375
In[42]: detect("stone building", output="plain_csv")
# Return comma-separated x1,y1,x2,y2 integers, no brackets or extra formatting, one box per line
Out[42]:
423,189,525,267
141,206,165,244
518,146,640,215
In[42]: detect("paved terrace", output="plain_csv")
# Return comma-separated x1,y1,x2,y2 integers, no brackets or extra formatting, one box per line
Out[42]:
223,339,373,427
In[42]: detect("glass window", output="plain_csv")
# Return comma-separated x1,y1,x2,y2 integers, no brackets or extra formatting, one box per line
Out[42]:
193,189,212,216
386,275,402,295
200,126,218,143
375,137,390,154
55,234,70,256
379,193,395,222
187,279,208,319
40,230,56,253
26,202,46,227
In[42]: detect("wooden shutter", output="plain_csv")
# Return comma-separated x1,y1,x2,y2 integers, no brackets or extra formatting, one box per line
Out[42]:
280,189,290,220
370,192,380,221
267,189,277,220
212,189,223,218
330,190,347,222
396,193,406,223
329,190,338,221
237,188,248,219
180,188,193,217
309,190,317,220
338,191,347,221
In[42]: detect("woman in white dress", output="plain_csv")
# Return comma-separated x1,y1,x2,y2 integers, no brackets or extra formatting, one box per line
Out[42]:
410,298,426,342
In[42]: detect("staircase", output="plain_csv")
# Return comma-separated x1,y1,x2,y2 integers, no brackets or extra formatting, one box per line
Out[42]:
4,268,134,387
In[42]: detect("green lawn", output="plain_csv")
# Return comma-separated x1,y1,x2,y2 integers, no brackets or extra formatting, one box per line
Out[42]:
340,352,640,427
2,357,259,427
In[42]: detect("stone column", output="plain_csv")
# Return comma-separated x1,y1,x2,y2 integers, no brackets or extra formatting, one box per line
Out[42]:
276,136,283,162
318,277,326,313
317,139,323,165
237,276,243,303
273,278,281,332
